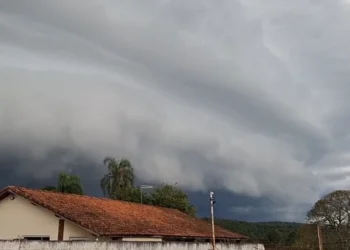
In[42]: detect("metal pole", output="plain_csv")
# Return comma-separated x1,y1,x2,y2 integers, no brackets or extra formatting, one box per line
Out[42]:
141,188,143,204
210,191,216,250
140,185,154,204
109,177,112,199
317,224,323,250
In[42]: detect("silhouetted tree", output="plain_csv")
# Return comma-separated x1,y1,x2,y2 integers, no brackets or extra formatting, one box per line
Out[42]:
151,184,196,216
100,157,134,199
57,172,83,195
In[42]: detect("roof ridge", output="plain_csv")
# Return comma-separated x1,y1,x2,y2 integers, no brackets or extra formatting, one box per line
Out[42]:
8,186,183,212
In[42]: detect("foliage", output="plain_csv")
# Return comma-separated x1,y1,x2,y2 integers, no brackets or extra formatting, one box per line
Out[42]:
150,184,196,216
205,219,302,244
41,173,84,195
307,190,350,242
57,173,84,195
100,157,134,199
293,224,318,249
115,187,153,204
205,190,350,249
306,190,350,249
99,157,196,216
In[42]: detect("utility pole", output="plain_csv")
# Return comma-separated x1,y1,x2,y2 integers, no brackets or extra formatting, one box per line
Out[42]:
140,185,153,204
210,191,216,250
109,175,113,198
317,224,323,250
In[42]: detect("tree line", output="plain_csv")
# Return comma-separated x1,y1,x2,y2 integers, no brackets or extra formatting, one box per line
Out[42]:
41,157,196,216
203,219,300,245
211,190,350,249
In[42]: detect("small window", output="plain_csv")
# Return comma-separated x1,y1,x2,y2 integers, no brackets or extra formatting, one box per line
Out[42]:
24,236,50,241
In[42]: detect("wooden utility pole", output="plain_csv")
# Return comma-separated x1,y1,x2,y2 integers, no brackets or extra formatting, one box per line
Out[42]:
210,191,216,250
317,224,323,250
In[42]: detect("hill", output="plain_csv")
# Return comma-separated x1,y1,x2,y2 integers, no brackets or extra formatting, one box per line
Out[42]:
203,218,303,244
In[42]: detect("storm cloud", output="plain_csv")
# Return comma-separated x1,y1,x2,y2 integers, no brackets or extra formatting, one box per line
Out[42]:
1,0,350,221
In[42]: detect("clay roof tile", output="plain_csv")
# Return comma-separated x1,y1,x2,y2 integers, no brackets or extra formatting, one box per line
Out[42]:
0,186,247,240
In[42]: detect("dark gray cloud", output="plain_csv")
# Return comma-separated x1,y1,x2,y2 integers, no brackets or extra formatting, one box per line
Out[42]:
1,0,350,221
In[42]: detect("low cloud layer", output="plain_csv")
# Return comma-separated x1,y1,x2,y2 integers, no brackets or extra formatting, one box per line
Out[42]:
1,0,350,221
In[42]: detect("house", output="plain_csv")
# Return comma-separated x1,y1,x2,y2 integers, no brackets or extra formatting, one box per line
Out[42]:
0,186,248,242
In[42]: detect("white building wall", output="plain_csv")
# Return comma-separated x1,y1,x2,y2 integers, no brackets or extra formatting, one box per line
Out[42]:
63,220,96,241
0,195,60,240
0,241,265,250
0,194,95,241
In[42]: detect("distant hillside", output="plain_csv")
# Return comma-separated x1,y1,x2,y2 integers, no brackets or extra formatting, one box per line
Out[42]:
203,218,303,244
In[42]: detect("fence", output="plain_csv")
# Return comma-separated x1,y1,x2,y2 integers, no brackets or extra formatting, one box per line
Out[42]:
264,241,350,250
0,241,265,250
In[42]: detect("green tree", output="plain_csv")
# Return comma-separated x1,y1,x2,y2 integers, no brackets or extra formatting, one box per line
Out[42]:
293,224,318,250
100,157,134,199
266,230,281,244
204,219,302,244
307,190,350,248
116,187,153,204
57,172,84,195
151,184,196,216
286,230,297,244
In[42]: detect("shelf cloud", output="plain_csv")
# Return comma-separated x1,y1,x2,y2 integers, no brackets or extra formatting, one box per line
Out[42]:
1,0,350,220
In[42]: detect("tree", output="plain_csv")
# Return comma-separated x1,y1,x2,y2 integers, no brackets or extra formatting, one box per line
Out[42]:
266,230,281,245
41,186,56,192
57,173,84,195
151,184,196,216
116,187,153,204
286,230,297,244
307,190,350,249
293,224,318,249
100,157,134,199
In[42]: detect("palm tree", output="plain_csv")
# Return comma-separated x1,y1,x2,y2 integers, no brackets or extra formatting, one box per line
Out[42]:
57,173,83,195
100,157,134,199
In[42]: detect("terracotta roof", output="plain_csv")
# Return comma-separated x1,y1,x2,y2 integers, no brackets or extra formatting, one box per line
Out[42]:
0,186,247,240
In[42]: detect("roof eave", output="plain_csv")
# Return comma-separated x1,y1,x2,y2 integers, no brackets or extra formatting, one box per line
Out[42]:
100,233,247,240
4,187,101,238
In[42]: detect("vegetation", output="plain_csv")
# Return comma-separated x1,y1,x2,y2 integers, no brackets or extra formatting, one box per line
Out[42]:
151,184,196,216
100,157,134,199
206,190,350,249
293,224,319,249
57,173,84,195
99,157,196,216
41,172,84,195
41,157,195,216
204,219,302,244
305,190,350,249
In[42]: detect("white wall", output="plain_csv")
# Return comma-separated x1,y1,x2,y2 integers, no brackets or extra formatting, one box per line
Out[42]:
0,241,265,250
63,221,95,241
0,195,60,240
0,194,95,241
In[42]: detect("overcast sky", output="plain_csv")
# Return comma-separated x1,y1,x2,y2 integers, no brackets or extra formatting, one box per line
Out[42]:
1,0,350,222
